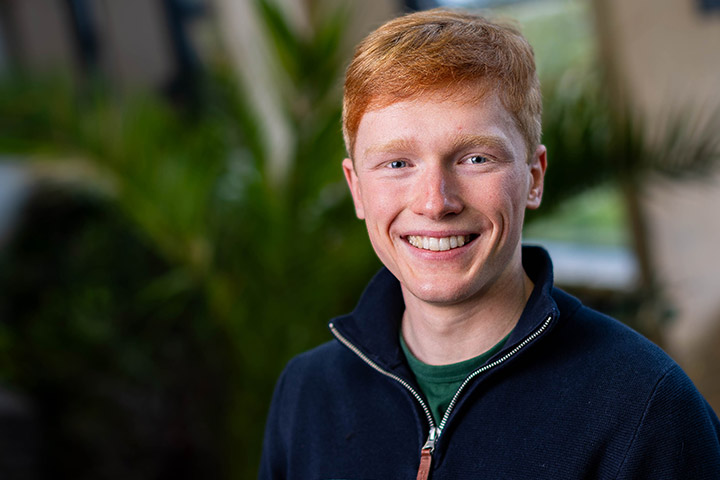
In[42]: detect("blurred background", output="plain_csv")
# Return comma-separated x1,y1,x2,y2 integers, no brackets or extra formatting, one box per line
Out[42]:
0,0,719,478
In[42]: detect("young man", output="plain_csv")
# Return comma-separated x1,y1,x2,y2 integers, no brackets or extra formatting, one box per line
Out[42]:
260,9,720,480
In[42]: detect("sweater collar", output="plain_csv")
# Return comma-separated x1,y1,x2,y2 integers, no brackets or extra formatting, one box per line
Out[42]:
330,245,560,374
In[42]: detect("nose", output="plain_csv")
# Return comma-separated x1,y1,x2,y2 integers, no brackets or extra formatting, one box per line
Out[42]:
410,164,463,220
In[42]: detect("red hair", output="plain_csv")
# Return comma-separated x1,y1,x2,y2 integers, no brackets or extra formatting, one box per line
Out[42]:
343,8,542,158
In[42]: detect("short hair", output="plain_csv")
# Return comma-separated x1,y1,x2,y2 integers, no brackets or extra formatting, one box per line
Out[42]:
342,8,542,159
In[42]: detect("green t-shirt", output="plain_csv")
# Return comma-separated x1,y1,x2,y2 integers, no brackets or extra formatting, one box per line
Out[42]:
400,331,511,425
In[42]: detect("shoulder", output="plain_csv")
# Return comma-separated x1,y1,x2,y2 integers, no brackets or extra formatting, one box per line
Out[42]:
271,338,378,406
275,340,346,392
541,289,720,477
262,341,350,446
615,361,720,478
535,287,692,421
550,287,676,374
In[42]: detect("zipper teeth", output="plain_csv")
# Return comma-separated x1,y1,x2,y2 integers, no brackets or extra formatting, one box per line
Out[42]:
437,314,554,433
330,313,553,446
329,324,436,431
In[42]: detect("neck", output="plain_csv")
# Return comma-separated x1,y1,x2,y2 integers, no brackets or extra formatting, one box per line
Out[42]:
401,267,534,366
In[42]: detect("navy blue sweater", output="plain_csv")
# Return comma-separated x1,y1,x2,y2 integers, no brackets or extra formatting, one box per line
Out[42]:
260,247,720,479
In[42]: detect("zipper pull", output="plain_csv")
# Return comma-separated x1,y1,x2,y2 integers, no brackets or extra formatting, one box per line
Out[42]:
416,427,438,480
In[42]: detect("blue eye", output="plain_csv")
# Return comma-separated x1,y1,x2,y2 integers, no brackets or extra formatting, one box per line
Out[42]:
389,160,407,169
466,155,489,164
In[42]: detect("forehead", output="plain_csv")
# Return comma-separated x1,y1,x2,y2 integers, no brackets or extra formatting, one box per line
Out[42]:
355,88,524,159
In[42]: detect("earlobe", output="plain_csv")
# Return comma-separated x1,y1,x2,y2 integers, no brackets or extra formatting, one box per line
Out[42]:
342,158,365,219
526,145,547,210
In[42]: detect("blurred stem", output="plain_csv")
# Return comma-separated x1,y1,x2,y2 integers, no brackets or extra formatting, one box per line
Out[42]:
619,176,664,345
619,177,652,289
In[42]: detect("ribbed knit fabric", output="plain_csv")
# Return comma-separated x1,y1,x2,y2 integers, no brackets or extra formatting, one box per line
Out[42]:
259,246,720,480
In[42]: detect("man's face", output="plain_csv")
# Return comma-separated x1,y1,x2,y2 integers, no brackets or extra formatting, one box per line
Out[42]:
343,89,546,307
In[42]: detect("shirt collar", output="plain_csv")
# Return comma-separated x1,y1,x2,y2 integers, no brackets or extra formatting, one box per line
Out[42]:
330,245,560,374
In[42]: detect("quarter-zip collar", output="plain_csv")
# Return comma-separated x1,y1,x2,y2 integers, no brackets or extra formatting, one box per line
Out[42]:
329,245,560,376
329,262,411,378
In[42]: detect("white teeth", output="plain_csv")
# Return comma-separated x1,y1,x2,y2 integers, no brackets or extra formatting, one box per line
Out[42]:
406,235,471,251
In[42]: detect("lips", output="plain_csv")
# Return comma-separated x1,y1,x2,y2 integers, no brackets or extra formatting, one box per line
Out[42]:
405,234,473,252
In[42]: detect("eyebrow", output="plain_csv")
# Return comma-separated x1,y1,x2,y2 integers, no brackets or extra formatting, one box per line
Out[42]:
362,138,417,158
362,134,513,159
450,134,513,158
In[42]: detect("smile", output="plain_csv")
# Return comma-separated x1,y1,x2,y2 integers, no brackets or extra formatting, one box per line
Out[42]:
406,234,473,252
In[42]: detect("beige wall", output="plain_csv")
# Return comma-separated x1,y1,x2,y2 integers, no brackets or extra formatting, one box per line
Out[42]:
2,0,191,90
594,0,720,406
4,0,77,72
596,0,720,116
93,0,175,89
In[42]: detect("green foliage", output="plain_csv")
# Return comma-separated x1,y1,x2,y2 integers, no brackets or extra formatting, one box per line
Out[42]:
0,188,230,478
0,2,377,478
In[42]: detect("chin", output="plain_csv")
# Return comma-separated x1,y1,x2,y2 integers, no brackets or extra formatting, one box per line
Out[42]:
406,280,482,306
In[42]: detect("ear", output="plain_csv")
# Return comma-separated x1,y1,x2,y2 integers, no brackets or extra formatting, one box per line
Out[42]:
526,145,547,210
342,158,365,219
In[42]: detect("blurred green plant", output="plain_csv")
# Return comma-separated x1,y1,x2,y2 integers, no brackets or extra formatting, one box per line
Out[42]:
0,0,378,478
